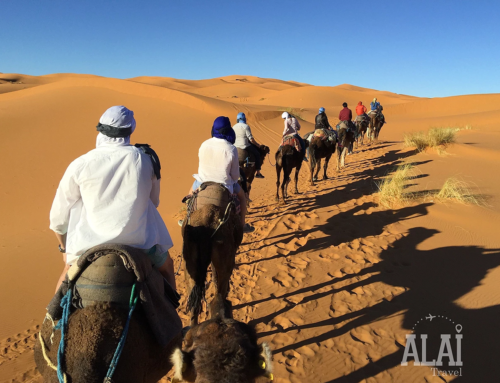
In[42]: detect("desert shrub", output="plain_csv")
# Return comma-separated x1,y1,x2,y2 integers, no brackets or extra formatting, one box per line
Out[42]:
377,163,414,208
436,177,480,205
427,127,456,147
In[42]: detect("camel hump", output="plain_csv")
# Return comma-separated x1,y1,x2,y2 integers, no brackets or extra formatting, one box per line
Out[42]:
75,252,136,309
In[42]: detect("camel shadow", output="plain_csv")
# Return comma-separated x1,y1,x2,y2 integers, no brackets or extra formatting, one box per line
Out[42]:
271,227,500,382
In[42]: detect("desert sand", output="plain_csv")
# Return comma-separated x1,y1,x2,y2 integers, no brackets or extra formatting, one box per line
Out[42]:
0,73,499,382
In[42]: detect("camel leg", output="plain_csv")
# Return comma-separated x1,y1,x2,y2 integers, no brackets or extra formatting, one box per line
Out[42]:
314,158,321,182
309,157,315,186
323,154,332,180
282,170,289,202
275,166,281,202
341,147,347,168
294,167,300,194
336,147,341,171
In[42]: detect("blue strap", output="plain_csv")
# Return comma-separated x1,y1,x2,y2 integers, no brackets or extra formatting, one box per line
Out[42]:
55,289,72,383
105,283,138,382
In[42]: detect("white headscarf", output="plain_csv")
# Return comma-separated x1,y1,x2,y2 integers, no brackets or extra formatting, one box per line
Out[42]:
96,106,136,148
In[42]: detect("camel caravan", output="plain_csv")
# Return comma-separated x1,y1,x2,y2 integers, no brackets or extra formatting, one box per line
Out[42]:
35,100,385,382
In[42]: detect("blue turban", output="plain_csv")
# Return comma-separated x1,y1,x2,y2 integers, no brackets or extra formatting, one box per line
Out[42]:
211,116,235,144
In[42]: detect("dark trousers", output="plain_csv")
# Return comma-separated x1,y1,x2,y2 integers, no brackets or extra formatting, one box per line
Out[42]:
245,144,262,170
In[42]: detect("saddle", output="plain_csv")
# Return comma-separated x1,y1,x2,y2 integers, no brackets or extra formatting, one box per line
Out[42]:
356,115,369,124
279,134,301,153
313,128,337,142
47,244,182,346
184,182,240,222
237,147,255,168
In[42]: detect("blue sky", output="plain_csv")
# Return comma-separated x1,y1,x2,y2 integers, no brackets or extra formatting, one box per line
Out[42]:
1,0,499,97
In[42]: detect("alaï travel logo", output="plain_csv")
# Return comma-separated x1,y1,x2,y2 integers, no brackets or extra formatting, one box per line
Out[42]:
401,313,463,378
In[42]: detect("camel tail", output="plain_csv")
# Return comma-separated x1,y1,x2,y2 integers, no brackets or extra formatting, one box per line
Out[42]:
187,284,204,314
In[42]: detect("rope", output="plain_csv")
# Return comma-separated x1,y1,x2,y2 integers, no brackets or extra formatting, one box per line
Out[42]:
39,334,68,383
104,283,138,383
54,289,72,383
211,202,234,239
44,312,56,344
175,257,182,276
267,154,276,167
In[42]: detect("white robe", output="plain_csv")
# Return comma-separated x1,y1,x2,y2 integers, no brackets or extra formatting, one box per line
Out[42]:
50,135,172,265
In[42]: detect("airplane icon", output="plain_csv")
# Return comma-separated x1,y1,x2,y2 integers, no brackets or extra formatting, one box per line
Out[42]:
426,314,436,321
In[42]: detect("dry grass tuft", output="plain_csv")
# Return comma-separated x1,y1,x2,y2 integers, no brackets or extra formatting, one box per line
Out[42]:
403,126,460,152
436,177,481,205
377,163,414,208
428,127,456,147
403,131,428,151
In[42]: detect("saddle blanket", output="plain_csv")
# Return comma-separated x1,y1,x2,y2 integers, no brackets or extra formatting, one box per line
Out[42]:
313,128,337,142
279,134,301,153
184,183,240,216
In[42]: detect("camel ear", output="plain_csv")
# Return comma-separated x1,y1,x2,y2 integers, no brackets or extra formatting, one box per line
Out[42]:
171,348,195,382
259,342,274,380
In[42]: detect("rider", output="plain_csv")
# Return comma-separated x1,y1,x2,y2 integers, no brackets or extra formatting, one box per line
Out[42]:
233,112,265,179
282,112,308,161
338,102,354,129
50,106,176,292
355,101,369,123
189,116,254,233
338,102,355,154
315,107,332,130
369,97,386,124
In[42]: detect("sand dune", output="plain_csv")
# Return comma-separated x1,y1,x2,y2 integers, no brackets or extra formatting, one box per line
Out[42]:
1,73,499,382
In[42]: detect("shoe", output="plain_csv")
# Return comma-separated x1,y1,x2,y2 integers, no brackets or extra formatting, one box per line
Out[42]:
243,223,255,233
255,173,265,179
178,220,183,227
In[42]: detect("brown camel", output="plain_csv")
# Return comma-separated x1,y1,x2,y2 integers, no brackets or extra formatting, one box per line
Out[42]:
182,194,243,326
35,304,181,383
237,144,270,199
355,116,370,148
336,125,356,171
275,143,304,203
171,296,274,383
368,112,384,143
307,133,336,185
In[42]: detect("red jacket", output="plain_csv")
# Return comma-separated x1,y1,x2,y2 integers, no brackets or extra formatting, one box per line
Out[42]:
339,107,352,121
356,104,367,115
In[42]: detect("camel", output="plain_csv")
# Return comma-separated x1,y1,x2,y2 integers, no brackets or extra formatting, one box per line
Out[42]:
34,247,183,383
181,187,243,326
35,304,181,383
355,116,370,149
368,112,384,143
171,296,274,383
307,132,336,185
237,144,270,200
336,124,356,171
275,142,305,203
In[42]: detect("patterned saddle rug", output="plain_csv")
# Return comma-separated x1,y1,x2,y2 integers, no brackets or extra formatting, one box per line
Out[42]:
279,134,301,153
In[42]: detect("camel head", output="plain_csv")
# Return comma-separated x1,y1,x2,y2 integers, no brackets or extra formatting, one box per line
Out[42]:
259,145,271,159
171,317,273,383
